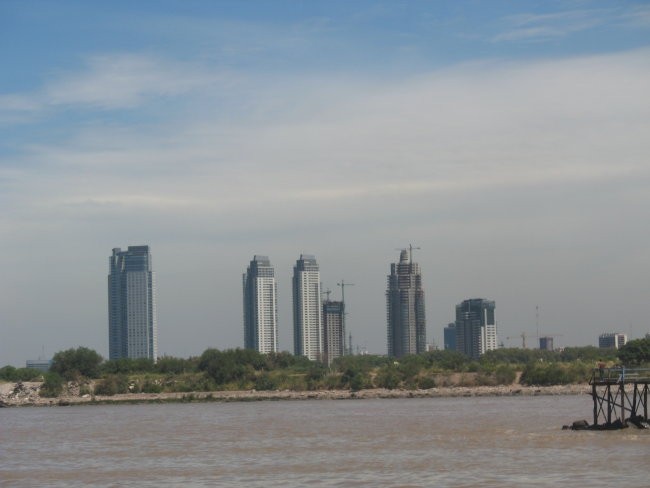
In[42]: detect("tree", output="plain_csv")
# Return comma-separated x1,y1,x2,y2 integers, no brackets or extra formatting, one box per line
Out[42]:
50,347,103,380
618,338,650,366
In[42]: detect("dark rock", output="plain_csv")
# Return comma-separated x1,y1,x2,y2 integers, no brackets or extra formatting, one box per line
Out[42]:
572,419,590,430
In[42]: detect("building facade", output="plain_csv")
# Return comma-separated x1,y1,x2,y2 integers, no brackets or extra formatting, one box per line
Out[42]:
323,300,345,366
243,255,279,354
599,332,628,350
386,249,426,357
293,254,323,361
455,298,497,360
108,246,158,361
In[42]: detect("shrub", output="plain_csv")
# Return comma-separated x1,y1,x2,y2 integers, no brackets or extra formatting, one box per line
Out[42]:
40,373,63,397
94,374,129,396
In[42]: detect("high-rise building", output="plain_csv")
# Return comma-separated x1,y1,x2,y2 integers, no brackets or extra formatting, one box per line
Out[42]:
386,249,426,357
293,254,323,361
444,323,457,351
243,255,279,354
455,298,497,360
323,300,344,366
598,332,628,349
108,246,158,361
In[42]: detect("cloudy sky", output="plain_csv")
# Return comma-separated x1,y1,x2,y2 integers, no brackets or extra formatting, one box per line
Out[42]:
1,0,649,366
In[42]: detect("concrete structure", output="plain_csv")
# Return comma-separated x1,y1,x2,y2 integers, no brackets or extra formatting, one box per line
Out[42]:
444,323,456,351
539,336,554,351
386,249,426,357
598,332,628,350
108,246,158,361
293,254,323,361
323,300,345,366
243,256,279,354
455,298,497,360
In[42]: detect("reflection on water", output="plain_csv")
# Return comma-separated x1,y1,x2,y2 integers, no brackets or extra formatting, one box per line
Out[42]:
1,396,648,487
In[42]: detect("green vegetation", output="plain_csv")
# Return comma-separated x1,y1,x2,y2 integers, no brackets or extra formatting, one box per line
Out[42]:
0,366,43,382
4,342,648,399
39,372,64,397
617,338,650,366
51,347,103,380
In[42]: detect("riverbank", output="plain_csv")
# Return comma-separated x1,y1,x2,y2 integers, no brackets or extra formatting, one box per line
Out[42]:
0,381,590,407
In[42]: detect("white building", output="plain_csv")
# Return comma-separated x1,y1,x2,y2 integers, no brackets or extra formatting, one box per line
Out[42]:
108,246,158,361
243,256,279,354
293,254,323,361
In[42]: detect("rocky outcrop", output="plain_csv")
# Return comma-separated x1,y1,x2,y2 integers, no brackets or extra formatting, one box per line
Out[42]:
0,381,591,407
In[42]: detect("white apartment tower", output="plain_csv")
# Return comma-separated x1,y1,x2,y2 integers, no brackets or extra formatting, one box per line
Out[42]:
293,254,323,361
243,255,279,354
108,246,158,361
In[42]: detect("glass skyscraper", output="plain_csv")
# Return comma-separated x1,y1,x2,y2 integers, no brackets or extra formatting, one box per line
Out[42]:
108,246,158,361
455,298,497,360
243,255,279,354
386,249,426,357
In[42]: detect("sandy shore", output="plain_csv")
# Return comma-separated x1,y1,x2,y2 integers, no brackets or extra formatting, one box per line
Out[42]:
0,381,591,407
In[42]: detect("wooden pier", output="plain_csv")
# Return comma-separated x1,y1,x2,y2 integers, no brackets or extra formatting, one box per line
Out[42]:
589,367,650,429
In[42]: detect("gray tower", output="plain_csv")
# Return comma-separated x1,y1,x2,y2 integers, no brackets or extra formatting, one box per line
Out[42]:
386,249,426,357
243,255,279,354
108,246,158,361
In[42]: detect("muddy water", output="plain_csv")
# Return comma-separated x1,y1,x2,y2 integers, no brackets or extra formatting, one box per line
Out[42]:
1,396,648,487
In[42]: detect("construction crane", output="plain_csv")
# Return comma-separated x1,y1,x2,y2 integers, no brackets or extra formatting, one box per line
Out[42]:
505,332,564,349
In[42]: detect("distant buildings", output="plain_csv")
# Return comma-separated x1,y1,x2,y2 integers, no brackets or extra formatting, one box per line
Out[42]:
323,300,345,366
386,249,426,357
108,246,158,361
243,256,279,354
599,332,627,350
455,298,497,360
293,254,323,361
26,359,52,372
444,323,456,351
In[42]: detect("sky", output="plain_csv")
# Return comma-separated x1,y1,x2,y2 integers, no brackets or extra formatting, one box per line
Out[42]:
1,0,649,366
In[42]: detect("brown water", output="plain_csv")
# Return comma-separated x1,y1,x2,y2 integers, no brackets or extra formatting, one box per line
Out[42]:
1,396,648,487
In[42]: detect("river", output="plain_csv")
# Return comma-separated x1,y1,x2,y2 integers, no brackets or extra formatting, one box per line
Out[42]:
1,395,648,487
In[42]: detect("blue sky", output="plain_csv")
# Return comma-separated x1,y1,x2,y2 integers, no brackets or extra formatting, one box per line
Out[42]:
1,0,650,366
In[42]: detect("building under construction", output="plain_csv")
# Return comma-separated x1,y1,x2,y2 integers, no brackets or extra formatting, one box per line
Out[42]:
386,249,426,357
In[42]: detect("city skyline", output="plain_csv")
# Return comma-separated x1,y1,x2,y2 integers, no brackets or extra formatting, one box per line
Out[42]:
2,1,650,367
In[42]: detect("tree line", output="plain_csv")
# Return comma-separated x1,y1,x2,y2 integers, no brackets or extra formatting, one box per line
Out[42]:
1,338,649,397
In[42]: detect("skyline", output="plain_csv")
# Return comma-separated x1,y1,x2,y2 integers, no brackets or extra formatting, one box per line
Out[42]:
2,1,650,366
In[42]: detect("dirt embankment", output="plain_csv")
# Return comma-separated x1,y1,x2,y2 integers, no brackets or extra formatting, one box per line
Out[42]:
0,380,590,407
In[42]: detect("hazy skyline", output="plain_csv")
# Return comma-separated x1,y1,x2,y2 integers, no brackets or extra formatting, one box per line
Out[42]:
2,1,650,366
